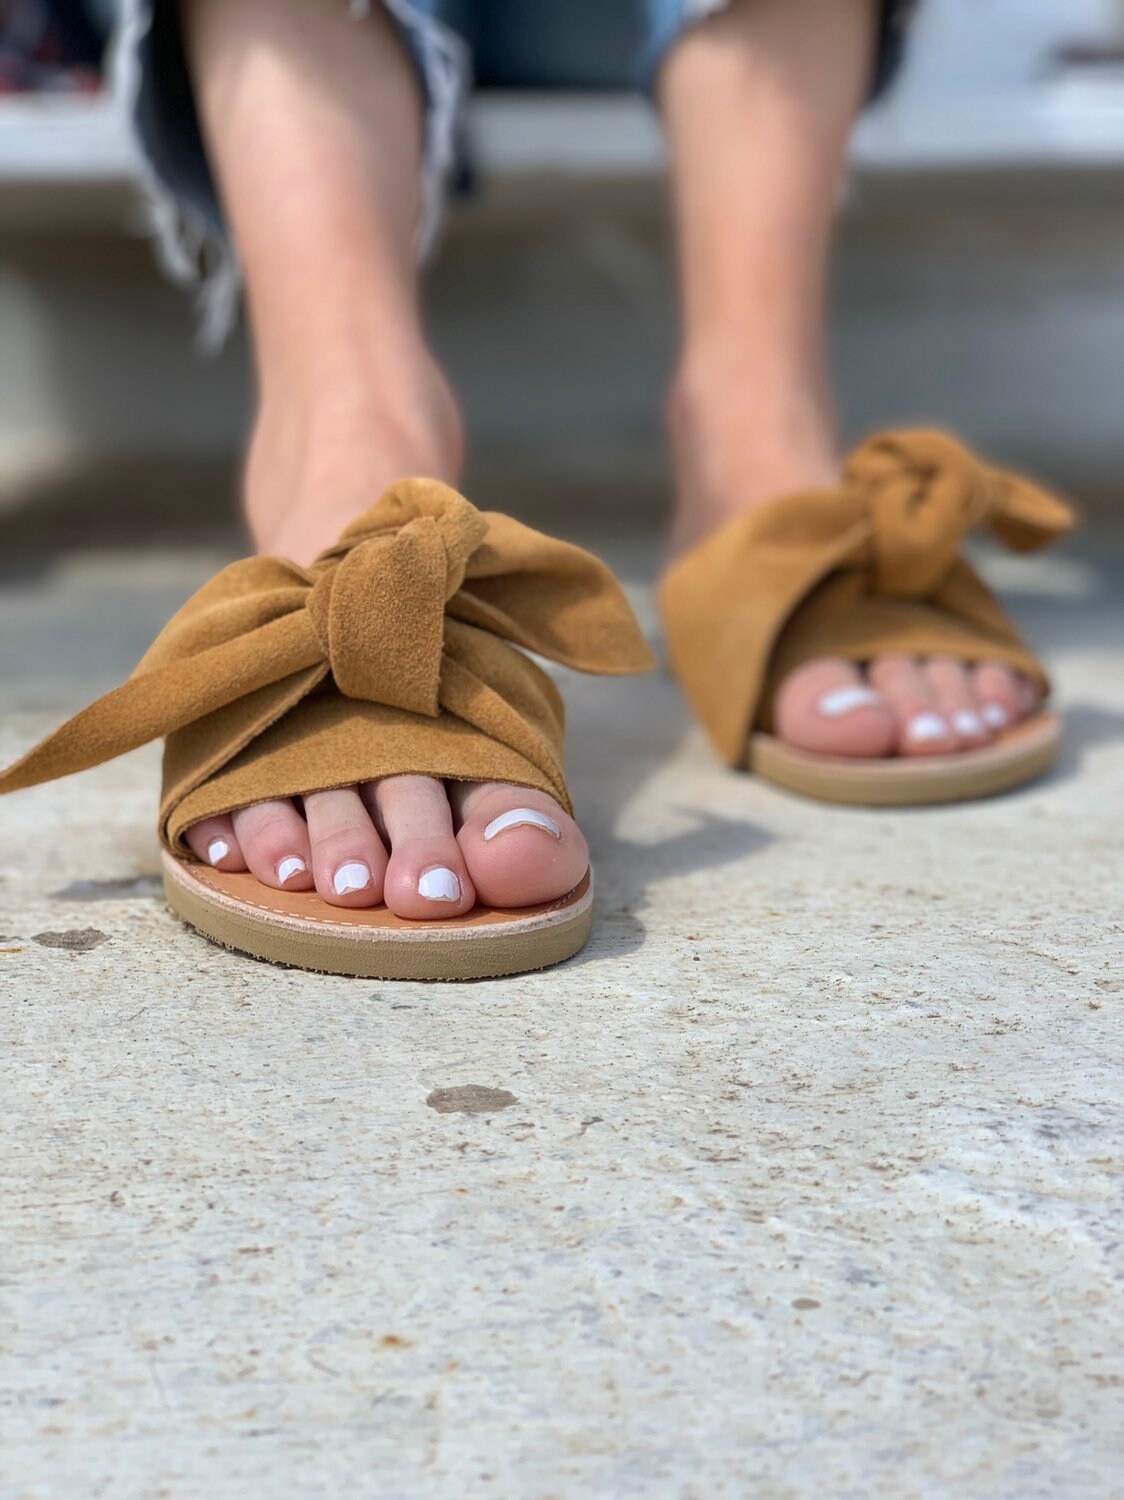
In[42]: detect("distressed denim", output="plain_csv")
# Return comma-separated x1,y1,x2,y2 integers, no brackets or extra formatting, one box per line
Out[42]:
115,0,915,342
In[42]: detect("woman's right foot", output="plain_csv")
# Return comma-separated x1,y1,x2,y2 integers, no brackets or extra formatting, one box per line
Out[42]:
187,369,590,918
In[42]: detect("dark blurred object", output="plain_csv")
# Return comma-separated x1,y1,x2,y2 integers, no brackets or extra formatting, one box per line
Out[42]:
1054,42,1124,70
438,0,913,94
0,0,106,93
441,0,642,90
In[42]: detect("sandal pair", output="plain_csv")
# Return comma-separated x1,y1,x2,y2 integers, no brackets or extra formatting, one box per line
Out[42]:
0,432,1073,979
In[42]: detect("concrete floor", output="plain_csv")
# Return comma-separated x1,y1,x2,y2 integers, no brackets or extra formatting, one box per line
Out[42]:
1,493,1122,1497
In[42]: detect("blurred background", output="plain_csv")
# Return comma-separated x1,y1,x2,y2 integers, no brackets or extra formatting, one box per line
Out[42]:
1,0,1123,707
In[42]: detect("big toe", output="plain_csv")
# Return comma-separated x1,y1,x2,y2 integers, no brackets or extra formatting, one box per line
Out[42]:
452,783,588,909
774,659,897,758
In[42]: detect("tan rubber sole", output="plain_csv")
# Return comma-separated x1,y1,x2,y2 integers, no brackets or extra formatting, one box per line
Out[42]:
162,850,594,980
747,712,1061,806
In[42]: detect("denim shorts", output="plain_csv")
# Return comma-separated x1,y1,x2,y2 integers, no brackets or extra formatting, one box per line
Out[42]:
115,0,916,343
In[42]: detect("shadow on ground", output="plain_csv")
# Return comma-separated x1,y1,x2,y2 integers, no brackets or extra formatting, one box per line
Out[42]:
562,669,774,965
1050,701,1124,782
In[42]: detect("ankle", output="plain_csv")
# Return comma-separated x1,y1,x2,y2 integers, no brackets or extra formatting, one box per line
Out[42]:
668,351,840,483
667,355,840,554
246,350,464,562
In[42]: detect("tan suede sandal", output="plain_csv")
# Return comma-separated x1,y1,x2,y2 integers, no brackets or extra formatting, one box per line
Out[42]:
0,481,654,979
660,430,1075,806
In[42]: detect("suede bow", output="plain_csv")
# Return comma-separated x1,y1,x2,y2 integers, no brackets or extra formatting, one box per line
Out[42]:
659,429,1075,766
0,480,656,841
846,430,1073,597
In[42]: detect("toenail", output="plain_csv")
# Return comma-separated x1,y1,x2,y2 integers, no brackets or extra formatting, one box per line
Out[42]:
981,702,1009,730
816,686,885,718
906,712,950,744
277,856,307,885
483,808,562,842
333,861,372,895
952,710,984,737
206,838,230,865
417,866,461,903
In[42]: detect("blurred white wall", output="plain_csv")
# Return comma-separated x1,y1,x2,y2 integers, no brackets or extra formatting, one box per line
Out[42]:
898,0,1121,92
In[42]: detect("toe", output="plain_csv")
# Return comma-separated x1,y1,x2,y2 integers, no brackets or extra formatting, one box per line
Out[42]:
773,658,897,758
922,657,991,749
365,775,476,919
1015,672,1044,717
972,662,1040,732
450,782,588,909
303,786,388,907
184,814,246,871
868,655,958,757
231,798,314,890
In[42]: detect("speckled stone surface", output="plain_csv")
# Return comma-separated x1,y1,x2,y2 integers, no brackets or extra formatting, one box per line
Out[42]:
1,526,1122,1498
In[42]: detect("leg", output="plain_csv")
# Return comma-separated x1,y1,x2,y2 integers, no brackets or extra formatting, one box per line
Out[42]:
659,0,1038,758
183,0,459,562
178,0,588,912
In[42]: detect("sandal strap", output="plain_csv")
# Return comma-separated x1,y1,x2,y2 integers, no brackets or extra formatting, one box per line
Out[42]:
659,430,1074,764
1,479,655,850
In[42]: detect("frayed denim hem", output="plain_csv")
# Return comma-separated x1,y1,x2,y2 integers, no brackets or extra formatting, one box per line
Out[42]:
113,0,468,350
640,0,917,100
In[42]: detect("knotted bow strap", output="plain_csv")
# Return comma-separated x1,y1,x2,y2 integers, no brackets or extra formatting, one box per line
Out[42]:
1,479,655,850
846,430,1073,597
659,429,1074,766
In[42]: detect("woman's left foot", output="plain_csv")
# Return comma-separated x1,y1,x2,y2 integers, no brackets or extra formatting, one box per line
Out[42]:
667,365,1043,760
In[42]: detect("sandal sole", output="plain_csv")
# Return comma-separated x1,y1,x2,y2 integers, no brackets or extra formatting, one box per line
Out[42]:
163,851,593,980
748,712,1061,806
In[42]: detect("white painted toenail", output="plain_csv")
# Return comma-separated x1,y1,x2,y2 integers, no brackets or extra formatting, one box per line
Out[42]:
952,710,984,737
206,838,230,865
483,808,562,842
817,686,885,718
907,712,950,744
418,867,461,903
277,856,307,885
333,861,371,895
982,702,1009,730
